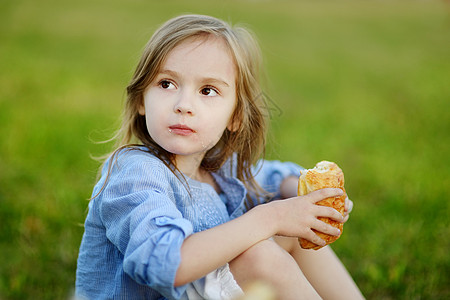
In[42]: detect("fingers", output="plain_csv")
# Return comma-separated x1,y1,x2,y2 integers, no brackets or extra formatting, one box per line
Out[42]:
315,205,344,223
343,197,353,223
307,188,344,204
312,218,341,237
303,230,327,247
303,189,345,222
302,218,342,247
303,225,340,247
343,214,350,223
345,198,354,214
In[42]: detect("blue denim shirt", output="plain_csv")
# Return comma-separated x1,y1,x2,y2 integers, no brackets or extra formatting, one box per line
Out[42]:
75,147,301,300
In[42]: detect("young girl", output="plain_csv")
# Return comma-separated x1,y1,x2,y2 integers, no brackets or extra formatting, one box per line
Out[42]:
76,14,364,300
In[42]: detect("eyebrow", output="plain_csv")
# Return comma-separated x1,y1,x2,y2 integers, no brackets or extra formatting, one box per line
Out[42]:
158,69,179,79
158,69,230,88
202,77,230,88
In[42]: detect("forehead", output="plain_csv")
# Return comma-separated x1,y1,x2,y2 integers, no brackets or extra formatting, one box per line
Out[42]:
170,34,232,59
161,35,237,81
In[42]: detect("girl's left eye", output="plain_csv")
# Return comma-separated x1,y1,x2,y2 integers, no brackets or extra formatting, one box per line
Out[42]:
200,87,218,96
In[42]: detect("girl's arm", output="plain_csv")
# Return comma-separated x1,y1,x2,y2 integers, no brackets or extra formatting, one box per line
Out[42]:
175,188,344,286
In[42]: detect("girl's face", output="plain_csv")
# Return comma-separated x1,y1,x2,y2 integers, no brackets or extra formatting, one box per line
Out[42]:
139,35,238,166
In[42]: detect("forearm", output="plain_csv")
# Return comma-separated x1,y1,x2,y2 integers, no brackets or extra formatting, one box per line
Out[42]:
174,203,277,286
175,187,346,286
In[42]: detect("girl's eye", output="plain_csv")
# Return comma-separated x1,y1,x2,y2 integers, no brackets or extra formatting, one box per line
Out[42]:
159,80,175,90
200,87,218,97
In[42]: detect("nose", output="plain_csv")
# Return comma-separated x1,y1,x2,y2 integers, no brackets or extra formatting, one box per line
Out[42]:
174,90,194,115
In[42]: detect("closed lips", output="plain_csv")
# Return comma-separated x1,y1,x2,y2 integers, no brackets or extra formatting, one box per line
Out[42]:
169,124,195,135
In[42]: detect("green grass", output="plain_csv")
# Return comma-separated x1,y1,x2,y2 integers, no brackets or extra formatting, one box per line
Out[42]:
1,0,449,298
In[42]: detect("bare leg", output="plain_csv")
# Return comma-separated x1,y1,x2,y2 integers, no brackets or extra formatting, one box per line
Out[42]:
230,239,321,300
274,236,365,300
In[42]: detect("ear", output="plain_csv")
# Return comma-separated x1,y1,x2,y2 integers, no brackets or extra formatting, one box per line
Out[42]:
138,99,145,116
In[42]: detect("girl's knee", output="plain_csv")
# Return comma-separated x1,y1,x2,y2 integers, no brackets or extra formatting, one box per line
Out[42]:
272,236,301,255
230,239,298,281
230,239,320,300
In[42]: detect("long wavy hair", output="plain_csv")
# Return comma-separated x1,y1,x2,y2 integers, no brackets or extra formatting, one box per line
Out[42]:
100,14,269,206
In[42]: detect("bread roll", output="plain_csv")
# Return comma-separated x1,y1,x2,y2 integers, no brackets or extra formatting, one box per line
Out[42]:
297,161,346,250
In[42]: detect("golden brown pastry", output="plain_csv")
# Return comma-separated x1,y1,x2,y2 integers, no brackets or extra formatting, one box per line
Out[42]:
297,161,346,250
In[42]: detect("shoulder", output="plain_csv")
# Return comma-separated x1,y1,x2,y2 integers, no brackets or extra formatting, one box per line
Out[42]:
95,146,180,193
90,147,195,212
115,146,163,165
105,146,167,174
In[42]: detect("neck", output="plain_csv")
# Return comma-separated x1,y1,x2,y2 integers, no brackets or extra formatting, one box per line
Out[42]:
175,153,221,193
174,154,204,181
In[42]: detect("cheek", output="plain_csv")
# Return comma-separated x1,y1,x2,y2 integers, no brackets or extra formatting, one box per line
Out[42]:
145,111,163,133
142,96,166,124
141,88,163,115
203,115,231,142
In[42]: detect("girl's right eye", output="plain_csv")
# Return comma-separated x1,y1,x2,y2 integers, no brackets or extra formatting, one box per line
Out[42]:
159,80,175,90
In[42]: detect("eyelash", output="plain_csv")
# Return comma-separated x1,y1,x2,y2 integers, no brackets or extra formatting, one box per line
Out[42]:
158,80,220,96
158,80,175,89
201,86,220,96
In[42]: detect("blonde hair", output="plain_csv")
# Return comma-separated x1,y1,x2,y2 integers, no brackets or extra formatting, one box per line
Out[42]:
105,14,269,205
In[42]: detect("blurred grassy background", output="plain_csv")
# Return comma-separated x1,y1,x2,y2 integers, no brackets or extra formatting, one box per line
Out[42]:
1,0,449,299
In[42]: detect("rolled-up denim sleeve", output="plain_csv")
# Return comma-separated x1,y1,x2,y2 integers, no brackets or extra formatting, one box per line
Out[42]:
99,157,193,299
252,159,303,200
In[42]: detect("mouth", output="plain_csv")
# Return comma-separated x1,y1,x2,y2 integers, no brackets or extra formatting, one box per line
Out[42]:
168,124,195,136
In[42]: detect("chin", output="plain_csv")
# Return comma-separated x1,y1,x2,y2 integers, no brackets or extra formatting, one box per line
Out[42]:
162,145,206,157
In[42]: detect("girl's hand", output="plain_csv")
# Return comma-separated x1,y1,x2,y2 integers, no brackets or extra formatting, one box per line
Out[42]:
271,188,345,247
343,196,354,223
